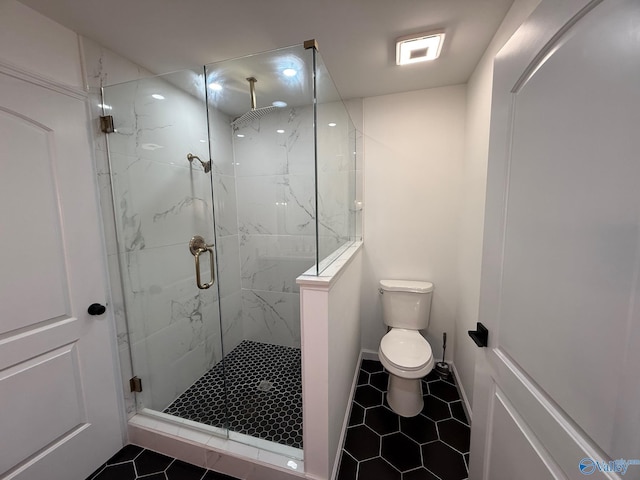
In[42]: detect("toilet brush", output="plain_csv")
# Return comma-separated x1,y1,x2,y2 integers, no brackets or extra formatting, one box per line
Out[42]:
435,332,451,378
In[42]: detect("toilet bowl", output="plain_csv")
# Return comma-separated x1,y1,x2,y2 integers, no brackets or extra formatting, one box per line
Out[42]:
379,329,434,416
378,280,434,417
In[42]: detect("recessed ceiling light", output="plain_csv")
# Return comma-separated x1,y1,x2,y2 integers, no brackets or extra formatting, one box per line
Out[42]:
208,82,223,91
276,129,285,134
396,31,445,65
151,94,165,100
272,101,287,108
283,68,297,77
236,134,245,138
328,122,337,127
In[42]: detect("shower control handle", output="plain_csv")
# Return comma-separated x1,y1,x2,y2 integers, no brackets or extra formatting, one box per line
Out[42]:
189,235,215,290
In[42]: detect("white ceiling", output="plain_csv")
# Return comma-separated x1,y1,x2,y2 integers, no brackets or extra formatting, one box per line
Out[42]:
19,0,514,100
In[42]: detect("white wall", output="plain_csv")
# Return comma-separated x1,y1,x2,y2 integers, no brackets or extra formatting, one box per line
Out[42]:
360,86,466,362
453,0,542,406
327,249,362,477
298,244,362,480
0,0,83,88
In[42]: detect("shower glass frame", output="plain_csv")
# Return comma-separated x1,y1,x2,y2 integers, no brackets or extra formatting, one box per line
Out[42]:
101,41,359,460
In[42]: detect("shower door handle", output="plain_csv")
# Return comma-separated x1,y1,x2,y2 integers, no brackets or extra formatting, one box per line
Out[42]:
189,235,215,290
194,247,215,289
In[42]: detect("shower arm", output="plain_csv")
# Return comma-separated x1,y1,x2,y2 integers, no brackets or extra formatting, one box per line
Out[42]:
187,153,211,173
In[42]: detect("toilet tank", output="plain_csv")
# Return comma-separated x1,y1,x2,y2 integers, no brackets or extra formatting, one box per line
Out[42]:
380,280,434,329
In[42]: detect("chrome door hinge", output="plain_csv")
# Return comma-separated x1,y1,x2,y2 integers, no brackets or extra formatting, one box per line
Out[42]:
129,376,142,393
100,115,115,133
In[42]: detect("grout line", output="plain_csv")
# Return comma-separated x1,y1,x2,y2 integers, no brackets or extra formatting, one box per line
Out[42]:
424,466,445,480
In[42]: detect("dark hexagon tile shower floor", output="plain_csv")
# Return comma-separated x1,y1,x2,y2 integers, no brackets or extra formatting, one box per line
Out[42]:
164,340,302,449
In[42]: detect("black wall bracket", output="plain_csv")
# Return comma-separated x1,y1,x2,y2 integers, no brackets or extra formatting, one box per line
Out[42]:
468,322,489,347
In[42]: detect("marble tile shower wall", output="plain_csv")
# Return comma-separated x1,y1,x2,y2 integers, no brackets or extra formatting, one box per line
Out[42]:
231,107,316,348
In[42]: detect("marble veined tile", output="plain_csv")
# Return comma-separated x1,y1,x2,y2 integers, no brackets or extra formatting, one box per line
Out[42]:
118,243,217,343
118,251,144,344
173,341,208,401
233,107,314,177
106,253,128,348
215,235,241,298
212,174,238,237
236,174,315,236
241,290,301,348
219,290,244,356
110,152,215,252
208,107,235,176
143,292,223,410
146,332,206,410
104,72,209,164
191,289,222,371
239,235,315,293
95,149,119,257
317,169,352,243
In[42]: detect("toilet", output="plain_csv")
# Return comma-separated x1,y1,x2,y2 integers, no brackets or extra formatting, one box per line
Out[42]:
378,279,434,417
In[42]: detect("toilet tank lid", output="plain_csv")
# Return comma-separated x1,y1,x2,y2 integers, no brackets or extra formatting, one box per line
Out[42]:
379,280,434,293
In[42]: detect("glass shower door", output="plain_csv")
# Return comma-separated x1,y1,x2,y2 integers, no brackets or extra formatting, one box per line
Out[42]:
103,69,226,433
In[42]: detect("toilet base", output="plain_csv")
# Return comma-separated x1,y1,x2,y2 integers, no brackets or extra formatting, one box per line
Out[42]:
386,374,424,417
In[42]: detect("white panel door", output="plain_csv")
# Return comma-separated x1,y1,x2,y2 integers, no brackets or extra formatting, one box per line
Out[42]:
0,70,123,479
470,1,640,479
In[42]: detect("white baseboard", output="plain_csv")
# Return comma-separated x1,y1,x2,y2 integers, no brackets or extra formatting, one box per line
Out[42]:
451,362,472,423
330,350,365,480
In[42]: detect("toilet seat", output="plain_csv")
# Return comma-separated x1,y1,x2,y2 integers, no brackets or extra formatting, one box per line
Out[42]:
380,328,433,371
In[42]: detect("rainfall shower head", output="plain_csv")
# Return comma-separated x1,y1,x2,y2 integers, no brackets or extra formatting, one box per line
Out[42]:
231,77,280,127
232,106,280,127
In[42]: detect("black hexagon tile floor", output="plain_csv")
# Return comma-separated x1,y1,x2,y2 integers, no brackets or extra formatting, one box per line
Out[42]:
86,444,239,480
337,359,471,480
164,340,302,448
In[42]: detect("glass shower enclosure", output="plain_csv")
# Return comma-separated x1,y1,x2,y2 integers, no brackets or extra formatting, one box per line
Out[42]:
102,42,359,457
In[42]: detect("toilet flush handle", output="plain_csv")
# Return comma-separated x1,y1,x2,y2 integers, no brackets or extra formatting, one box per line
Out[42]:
378,288,384,295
